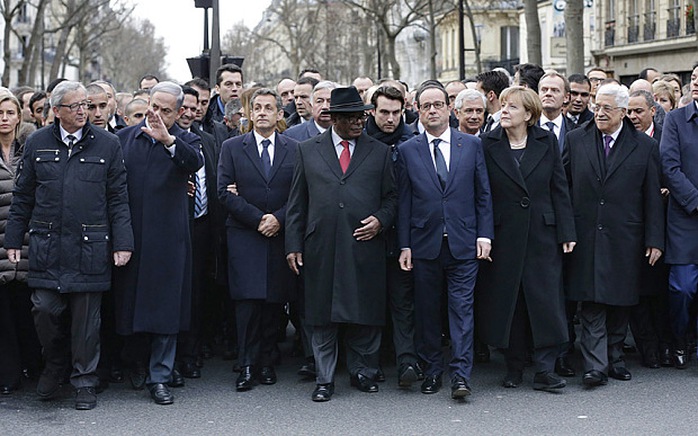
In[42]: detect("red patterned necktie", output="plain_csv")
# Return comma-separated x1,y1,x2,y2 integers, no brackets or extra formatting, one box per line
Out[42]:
339,140,351,173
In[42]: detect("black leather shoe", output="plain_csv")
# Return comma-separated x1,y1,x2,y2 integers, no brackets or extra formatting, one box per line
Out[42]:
350,373,379,393
674,349,689,369
298,360,316,378
582,370,608,387
608,367,632,381
168,369,185,388
109,367,124,383
1,382,19,395
450,375,471,399
397,364,418,387
502,371,523,388
36,369,62,399
533,371,566,391
643,352,661,369
259,366,277,385
179,362,201,379
420,375,442,394
75,387,97,410
148,383,174,405
660,348,673,367
236,366,256,391
311,383,334,402
555,356,576,377
414,362,425,380
375,367,386,383
128,362,147,390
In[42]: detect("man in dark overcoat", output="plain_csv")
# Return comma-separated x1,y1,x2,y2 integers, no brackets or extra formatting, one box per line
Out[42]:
286,87,396,402
5,81,133,410
564,83,664,388
113,81,203,405
218,89,297,391
659,63,698,369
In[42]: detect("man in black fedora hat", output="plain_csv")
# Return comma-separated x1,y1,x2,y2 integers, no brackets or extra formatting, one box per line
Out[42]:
286,86,397,402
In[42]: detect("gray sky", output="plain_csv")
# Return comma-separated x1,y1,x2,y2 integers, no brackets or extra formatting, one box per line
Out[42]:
130,0,270,82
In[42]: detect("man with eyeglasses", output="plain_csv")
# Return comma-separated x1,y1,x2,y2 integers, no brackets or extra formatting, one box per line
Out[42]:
286,86,397,402
396,83,493,400
564,83,664,388
566,74,594,125
5,80,133,410
586,67,608,106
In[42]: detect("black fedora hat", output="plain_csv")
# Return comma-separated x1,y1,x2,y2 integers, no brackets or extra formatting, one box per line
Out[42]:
324,86,374,113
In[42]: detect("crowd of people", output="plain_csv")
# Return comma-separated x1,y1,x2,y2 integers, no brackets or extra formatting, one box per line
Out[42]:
0,60,696,410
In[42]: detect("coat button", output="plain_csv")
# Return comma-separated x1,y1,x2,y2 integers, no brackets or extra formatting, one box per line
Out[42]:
339,202,344,208
599,199,605,205
597,224,603,230
340,181,345,185
520,197,530,208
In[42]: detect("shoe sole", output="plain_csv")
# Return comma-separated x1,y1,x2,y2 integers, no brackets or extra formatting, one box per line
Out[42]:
153,399,174,405
398,368,418,387
451,387,471,399
582,379,608,387
75,402,96,410
37,385,61,400
533,382,566,391
312,395,331,402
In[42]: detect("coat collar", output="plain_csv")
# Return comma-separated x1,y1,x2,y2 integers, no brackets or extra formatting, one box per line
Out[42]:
241,131,289,182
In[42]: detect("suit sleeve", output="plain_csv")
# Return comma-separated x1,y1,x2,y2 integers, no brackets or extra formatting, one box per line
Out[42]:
474,138,494,240
660,111,698,214
371,145,397,230
216,140,265,229
173,132,204,173
548,137,576,243
644,141,666,250
396,145,412,249
285,143,309,254
105,137,134,251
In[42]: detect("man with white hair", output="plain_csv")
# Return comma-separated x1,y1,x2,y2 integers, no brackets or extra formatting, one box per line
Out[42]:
563,83,665,388
284,81,337,142
453,89,486,135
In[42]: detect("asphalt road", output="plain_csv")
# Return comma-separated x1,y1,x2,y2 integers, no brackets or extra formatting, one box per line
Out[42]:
2,340,698,436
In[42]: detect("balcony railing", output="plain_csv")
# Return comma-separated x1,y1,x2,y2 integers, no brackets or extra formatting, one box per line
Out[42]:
667,18,680,37
644,12,656,40
627,15,639,43
605,21,616,46
688,19,696,35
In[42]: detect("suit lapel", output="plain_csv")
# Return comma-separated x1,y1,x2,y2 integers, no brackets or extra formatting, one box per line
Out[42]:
268,133,287,182
416,134,443,191
343,133,372,179
605,124,637,179
487,130,527,192
316,131,344,179
519,128,547,180
581,125,603,180
242,132,267,180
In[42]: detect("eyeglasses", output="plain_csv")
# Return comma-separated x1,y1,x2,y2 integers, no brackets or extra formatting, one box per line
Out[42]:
593,105,622,113
343,113,369,124
420,101,446,111
58,101,88,112
589,77,604,83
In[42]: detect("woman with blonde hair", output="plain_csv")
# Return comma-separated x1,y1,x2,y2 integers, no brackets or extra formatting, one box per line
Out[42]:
653,80,677,113
0,91,40,395
476,86,576,391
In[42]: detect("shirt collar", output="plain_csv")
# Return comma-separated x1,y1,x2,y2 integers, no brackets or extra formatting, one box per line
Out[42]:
604,123,623,142
313,120,327,134
59,124,83,143
253,130,276,147
540,113,563,127
644,122,655,137
331,128,355,147
425,127,451,146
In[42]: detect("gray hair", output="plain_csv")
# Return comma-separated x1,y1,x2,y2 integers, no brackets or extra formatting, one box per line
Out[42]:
629,90,655,109
596,83,629,109
86,84,107,98
150,81,184,110
454,89,486,110
91,80,116,95
312,80,338,102
250,88,283,111
50,81,87,107
224,98,242,118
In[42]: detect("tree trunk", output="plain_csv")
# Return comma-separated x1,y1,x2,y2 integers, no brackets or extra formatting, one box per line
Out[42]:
463,0,482,73
17,0,48,86
524,0,542,65
2,0,12,87
49,24,72,81
427,0,437,79
384,33,400,79
565,0,584,74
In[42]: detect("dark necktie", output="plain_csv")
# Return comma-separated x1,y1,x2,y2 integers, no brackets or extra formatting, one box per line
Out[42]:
483,115,494,132
261,139,272,178
432,138,448,190
603,135,613,157
194,151,207,218
66,134,76,156
339,140,351,173
545,121,556,135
